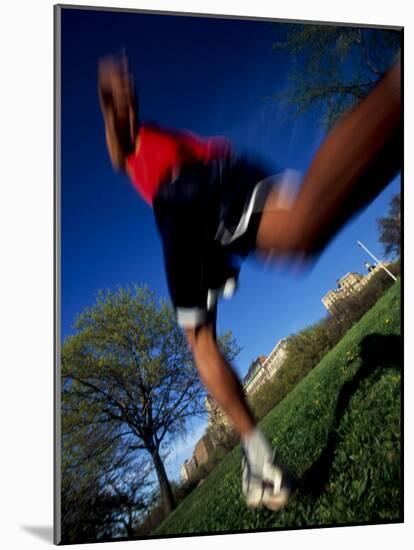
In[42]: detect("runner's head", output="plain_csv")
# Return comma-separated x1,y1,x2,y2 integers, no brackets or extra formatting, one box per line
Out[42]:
98,54,140,156
115,76,140,156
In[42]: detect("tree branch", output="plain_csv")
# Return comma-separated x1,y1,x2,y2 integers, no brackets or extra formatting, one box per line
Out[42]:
357,29,385,78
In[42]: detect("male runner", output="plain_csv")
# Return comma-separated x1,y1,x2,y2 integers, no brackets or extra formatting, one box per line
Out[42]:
97,54,401,511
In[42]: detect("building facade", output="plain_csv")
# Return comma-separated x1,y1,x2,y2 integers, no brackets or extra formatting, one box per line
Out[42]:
180,456,198,483
322,271,364,312
262,339,288,378
322,263,390,313
358,262,389,288
243,340,288,396
205,393,232,430
179,430,217,484
193,434,215,467
243,356,268,395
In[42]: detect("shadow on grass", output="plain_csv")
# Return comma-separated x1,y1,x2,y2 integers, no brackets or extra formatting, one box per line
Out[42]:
298,333,402,496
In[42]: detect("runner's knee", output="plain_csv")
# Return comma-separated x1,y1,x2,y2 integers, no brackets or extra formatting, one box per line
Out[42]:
256,206,307,254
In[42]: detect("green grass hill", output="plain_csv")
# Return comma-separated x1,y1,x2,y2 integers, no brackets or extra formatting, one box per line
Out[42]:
153,279,402,535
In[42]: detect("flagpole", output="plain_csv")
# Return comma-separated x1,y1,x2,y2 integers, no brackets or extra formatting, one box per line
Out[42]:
357,240,397,282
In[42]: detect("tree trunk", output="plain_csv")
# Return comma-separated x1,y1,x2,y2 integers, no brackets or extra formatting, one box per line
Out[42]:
150,447,177,515
125,509,135,538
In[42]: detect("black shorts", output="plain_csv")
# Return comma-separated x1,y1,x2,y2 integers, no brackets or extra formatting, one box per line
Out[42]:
152,154,277,329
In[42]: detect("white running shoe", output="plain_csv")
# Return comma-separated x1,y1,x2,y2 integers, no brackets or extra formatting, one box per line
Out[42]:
241,445,290,511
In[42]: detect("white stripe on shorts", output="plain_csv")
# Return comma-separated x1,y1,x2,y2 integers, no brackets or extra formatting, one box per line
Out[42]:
215,169,301,246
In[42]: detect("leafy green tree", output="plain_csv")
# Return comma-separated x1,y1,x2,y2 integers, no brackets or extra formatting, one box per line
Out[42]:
270,24,401,129
61,285,239,519
377,193,401,257
285,319,332,369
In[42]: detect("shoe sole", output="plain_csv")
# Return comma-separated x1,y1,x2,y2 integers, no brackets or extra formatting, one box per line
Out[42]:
245,488,289,511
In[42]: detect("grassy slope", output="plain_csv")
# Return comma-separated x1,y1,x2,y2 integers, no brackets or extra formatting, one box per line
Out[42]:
153,280,402,535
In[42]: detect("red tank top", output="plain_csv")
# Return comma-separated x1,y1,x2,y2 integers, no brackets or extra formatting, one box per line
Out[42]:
125,123,232,206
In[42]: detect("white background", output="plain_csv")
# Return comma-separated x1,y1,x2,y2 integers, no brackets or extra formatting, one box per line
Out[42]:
0,0,412,548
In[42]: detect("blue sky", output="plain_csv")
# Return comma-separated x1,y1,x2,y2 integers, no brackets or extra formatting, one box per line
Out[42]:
60,7,400,483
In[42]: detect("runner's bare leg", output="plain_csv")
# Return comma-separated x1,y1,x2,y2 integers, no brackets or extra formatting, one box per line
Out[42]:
185,322,256,439
256,60,401,258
